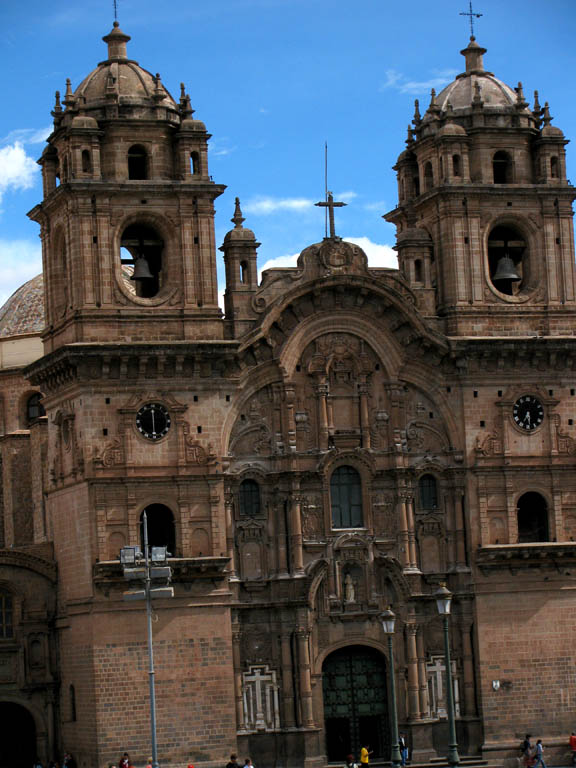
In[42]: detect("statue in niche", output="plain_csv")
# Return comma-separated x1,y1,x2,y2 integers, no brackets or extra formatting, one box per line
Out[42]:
344,573,356,603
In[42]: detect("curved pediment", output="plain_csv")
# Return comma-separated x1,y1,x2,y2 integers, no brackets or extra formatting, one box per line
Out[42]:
238,274,448,377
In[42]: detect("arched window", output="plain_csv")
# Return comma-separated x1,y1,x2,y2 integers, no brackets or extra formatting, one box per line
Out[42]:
26,393,45,425
128,145,148,180
0,594,13,639
517,492,549,543
331,465,363,528
62,157,69,182
238,479,261,517
493,151,512,184
413,174,420,196
190,151,200,175
424,162,434,191
488,224,526,296
419,474,438,509
452,154,461,177
81,149,92,174
140,504,176,555
120,223,164,299
240,261,248,284
550,156,559,179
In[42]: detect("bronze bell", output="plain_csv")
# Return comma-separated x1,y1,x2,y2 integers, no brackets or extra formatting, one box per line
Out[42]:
492,254,521,283
130,255,154,280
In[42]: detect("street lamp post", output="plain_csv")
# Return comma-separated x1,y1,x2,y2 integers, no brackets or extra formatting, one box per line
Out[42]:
381,608,402,768
435,584,460,768
120,512,174,768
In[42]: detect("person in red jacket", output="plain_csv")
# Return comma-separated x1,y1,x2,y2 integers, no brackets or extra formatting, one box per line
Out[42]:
570,732,576,766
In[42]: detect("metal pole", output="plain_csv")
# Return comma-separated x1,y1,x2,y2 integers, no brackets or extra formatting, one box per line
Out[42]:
387,635,402,768
443,614,460,768
143,512,160,768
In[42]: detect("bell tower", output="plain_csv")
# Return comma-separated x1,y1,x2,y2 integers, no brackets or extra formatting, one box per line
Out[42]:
386,37,576,337
29,22,225,352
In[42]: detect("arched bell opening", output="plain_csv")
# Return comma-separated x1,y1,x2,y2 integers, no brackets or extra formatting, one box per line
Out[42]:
128,144,148,180
492,150,513,184
322,645,389,762
190,151,200,175
0,702,37,768
423,161,434,192
120,223,164,298
81,149,92,175
487,224,527,296
517,492,549,543
140,504,176,555
25,392,45,426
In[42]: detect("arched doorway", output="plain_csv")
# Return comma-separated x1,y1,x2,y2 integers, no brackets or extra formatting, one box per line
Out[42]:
0,702,36,768
322,645,389,762
517,492,549,542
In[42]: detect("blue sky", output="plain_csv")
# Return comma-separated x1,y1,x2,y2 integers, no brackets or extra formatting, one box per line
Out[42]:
1,0,576,306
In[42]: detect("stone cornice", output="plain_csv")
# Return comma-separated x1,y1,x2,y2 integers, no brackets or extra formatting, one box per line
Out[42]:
0,548,57,583
476,542,576,573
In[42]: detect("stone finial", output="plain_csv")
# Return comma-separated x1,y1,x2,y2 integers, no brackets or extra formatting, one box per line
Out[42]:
412,99,422,126
532,90,542,128
102,21,131,61
445,100,454,119
460,36,487,73
153,73,164,103
51,91,63,124
515,82,528,109
542,102,552,127
406,125,414,146
63,78,76,108
427,89,441,116
232,198,245,229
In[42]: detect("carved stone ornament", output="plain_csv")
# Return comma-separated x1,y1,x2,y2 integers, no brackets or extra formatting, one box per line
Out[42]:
241,630,272,663
95,438,125,468
475,431,503,457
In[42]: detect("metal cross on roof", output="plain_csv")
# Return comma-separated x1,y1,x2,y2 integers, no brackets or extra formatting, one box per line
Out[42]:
315,191,347,239
460,1,483,37
113,0,118,21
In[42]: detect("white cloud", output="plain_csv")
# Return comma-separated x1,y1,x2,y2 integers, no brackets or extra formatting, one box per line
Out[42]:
244,197,313,215
335,190,358,202
0,239,42,306
381,68,458,96
258,252,300,277
343,237,398,268
1,126,51,146
209,138,237,157
364,200,387,212
0,143,39,206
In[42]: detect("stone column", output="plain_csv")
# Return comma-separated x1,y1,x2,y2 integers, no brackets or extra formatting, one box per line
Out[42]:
398,495,410,569
225,491,238,580
280,630,296,728
416,628,430,719
455,489,467,568
290,494,305,576
296,629,315,727
277,495,289,577
232,631,246,732
359,381,372,449
406,495,419,570
460,620,477,716
316,380,330,451
405,623,421,721
445,491,456,570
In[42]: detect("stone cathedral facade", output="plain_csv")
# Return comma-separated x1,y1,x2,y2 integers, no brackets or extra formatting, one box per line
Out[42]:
1,23,576,768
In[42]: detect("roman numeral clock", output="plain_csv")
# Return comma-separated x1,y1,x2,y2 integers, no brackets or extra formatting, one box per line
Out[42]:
512,395,544,432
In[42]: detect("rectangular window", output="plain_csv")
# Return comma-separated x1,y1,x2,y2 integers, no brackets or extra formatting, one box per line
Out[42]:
0,595,14,639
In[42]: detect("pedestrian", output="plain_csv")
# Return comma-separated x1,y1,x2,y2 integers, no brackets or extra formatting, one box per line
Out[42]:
399,733,409,766
33,759,43,768
533,740,546,768
146,759,153,768
522,735,533,768
244,759,254,768
119,754,130,768
360,745,372,767
226,755,239,768
345,754,358,768
570,732,576,766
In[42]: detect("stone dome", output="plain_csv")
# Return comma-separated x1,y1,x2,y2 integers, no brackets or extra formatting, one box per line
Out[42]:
0,275,45,338
72,22,177,114
425,37,531,119
438,122,467,136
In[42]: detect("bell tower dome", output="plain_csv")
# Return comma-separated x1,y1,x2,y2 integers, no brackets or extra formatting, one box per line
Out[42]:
385,37,576,337
29,22,225,351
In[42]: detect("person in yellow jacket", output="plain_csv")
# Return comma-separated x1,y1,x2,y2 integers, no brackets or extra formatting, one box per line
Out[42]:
360,746,372,766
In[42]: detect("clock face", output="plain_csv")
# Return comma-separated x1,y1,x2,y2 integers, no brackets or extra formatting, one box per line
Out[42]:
136,403,171,441
512,395,544,432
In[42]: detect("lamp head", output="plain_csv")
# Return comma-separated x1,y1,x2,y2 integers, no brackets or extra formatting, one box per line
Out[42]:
435,583,452,615
380,606,396,635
